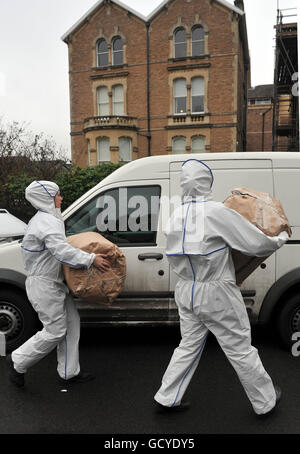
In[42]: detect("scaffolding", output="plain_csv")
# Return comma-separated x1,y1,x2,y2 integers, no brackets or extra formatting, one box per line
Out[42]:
272,6,299,151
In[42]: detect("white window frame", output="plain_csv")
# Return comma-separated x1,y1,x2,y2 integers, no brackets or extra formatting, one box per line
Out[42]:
97,39,108,68
97,137,110,162
174,28,187,58
173,79,187,115
191,136,206,153
112,37,123,66
256,98,272,105
191,77,205,114
113,85,124,116
118,137,132,162
97,86,110,116
88,139,91,166
172,137,186,154
191,26,205,56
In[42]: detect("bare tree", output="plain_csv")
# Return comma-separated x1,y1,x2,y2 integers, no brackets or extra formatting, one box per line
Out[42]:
0,118,69,185
0,119,70,221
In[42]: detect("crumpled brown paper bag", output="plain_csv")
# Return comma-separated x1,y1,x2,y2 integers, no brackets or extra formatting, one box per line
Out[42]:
224,187,292,285
63,232,126,305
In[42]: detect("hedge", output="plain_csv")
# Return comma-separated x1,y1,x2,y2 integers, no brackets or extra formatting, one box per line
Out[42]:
1,162,123,223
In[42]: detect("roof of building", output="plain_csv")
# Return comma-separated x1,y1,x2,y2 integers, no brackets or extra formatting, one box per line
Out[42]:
248,84,274,99
61,0,245,42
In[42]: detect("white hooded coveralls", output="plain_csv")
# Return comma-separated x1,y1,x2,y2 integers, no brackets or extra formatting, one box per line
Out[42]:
12,181,96,379
154,159,288,415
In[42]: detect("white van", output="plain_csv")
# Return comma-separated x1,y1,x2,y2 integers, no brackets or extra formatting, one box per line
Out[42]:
0,152,299,351
0,209,27,242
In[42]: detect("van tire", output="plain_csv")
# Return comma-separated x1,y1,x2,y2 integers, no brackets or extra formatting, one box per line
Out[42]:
0,289,40,353
277,294,300,349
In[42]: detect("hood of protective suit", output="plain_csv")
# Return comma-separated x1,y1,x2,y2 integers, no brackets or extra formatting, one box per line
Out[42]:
165,159,216,256
25,180,63,221
180,159,214,201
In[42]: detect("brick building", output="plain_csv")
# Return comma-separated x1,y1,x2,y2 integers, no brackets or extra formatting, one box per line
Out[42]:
62,0,250,167
247,84,273,152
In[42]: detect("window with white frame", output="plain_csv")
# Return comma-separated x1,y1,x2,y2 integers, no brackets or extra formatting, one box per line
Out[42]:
118,137,131,162
97,86,109,116
112,37,123,65
113,85,124,115
191,77,205,113
97,137,110,162
256,98,272,105
97,39,108,67
172,137,186,154
191,136,206,153
88,139,91,166
191,26,205,56
174,28,187,58
174,79,187,114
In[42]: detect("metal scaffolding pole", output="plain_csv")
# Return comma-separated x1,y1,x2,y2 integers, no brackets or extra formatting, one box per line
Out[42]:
272,5,298,151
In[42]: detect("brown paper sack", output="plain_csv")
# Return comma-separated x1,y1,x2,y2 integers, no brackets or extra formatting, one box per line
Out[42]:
63,232,126,305
223,188,292,285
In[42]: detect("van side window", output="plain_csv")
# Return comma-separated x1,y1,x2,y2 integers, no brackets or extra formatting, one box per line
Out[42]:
65,185,161,246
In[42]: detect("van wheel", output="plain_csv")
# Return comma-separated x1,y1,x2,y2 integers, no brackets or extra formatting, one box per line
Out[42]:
0,289,40,353
277,294,300,349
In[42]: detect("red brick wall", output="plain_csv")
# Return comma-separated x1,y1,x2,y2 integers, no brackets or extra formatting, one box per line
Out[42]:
247,106,273,151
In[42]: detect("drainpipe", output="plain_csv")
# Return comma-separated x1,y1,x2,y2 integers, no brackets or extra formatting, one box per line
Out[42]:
261,107,272,151
146,22,151,156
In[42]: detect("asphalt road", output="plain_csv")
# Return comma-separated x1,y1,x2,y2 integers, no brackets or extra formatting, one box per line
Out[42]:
0,324,299,436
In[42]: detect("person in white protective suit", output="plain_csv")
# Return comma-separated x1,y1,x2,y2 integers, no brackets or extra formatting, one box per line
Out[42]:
154,159,288,416
6,180,110,387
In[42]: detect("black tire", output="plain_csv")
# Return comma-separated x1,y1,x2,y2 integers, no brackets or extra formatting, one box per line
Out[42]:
0,289,40,353
277,294,300,349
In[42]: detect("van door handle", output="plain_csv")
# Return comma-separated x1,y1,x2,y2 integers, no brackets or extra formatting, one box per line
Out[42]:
138,253,164,261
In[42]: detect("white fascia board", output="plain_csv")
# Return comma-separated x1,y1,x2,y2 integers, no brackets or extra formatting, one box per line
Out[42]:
61,0,146,42
144,0,169,21
215,0,244,16
113,0,147,21
61,0,103,42
145,0,244,21
61,0,245,43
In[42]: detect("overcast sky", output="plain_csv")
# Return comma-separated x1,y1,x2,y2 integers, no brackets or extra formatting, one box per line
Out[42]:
0,0,298,158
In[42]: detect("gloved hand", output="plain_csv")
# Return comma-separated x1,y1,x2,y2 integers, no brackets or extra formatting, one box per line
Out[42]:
278,230,289,246
93,254,111,272
279,231,289,239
